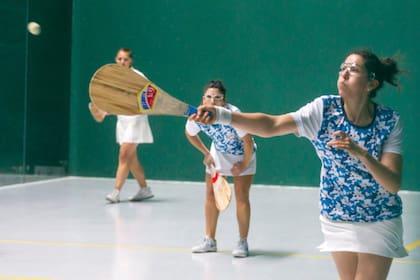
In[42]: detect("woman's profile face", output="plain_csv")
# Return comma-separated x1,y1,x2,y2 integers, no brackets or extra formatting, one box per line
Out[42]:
337,54,372,99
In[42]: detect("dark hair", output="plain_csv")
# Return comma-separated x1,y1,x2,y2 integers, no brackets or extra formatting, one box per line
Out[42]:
203,80,227,96
348,49,405,98
116,47,133,58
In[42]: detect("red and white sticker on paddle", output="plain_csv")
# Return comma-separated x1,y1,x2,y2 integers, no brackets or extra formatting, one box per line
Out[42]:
137,83,158,113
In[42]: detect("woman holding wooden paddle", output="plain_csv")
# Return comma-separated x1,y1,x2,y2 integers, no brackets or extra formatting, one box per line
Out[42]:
186,80,257,258
191,49,408,279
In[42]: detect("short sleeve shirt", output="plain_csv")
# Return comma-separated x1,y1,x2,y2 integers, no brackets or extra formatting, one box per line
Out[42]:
290,95,403,222
186,103,255,155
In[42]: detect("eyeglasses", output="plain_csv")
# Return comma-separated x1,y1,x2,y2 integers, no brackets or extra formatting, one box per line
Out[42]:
338,62,376,80
204,94,224,101
338,63,365,77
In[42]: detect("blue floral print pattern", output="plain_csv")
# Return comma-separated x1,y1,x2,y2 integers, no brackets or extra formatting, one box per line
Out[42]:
313,96,402,222
196,104,248,155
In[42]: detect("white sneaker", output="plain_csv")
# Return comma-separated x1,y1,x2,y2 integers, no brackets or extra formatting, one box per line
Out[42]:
232,238,248,258
192,237,217,253
129,187,154,201
106,189,120,203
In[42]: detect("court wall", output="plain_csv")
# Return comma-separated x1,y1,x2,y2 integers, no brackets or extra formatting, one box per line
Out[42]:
1,1,418,191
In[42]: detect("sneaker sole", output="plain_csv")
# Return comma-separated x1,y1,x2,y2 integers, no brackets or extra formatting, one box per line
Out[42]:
129,194,154,202
192,249,217,253
105,198,120,203
233,253,248,258
232,251,248,258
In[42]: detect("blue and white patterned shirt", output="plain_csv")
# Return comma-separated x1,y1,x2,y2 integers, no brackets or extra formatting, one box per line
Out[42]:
186,103,256,155
291,95,403,222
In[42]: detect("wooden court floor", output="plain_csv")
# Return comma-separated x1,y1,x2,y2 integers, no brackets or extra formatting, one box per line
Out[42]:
0,177,419,280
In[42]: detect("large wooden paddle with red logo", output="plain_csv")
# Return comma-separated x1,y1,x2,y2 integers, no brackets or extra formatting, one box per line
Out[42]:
89,64,197,116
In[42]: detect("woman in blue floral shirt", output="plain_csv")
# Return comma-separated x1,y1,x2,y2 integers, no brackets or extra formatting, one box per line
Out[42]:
192,49,407,279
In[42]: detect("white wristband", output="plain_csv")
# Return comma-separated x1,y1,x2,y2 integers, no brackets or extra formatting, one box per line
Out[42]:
215,106,232,125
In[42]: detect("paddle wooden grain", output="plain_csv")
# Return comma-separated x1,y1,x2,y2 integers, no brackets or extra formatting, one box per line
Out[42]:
89,64,193,116
212,170,232,211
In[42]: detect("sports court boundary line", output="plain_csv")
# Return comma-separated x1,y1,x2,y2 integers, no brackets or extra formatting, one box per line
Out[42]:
0,239,418,264
0,276,52,280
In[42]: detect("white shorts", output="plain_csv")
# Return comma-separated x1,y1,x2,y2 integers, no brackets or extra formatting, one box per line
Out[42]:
116,115,153,144
206,145,256,176
318,215,408,258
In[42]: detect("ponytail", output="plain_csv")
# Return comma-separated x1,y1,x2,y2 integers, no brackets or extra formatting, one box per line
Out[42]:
348,49,406,98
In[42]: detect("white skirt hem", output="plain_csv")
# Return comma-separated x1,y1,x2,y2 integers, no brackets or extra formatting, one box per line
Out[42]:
318,215,408,258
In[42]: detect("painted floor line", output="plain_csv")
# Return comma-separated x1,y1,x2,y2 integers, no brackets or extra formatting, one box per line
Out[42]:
1,239,419,264
0,276,52,280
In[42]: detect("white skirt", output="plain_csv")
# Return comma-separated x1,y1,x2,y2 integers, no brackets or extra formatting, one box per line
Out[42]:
116,115,153,144
206,145,256,176
318,215,408,258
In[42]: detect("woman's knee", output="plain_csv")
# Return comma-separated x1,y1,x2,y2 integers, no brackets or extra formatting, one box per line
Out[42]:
119,144,137,161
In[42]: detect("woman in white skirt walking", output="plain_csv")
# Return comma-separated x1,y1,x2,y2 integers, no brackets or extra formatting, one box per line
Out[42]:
191,49,408,279
90,48,154,203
